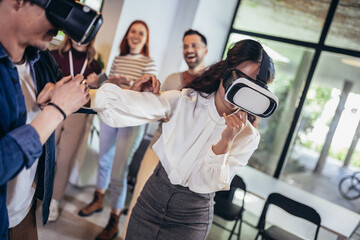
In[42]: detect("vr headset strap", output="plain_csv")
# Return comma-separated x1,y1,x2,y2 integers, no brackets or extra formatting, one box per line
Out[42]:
31,0,50,8
256,51,270,86
222,60,234,91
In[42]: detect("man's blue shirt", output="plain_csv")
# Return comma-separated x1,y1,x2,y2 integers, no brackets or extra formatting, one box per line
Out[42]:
0,44,62,240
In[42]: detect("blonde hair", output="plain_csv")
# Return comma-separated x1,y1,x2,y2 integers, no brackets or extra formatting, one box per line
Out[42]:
57,36,96,65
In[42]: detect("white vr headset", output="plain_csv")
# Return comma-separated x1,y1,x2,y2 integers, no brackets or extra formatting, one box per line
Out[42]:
222,51,278,118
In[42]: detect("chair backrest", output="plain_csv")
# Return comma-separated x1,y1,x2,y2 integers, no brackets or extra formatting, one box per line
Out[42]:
215,175,247,204
257,192,321,240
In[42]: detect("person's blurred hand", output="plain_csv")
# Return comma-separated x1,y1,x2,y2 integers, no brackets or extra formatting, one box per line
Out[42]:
37,82,55,109
86,72,99,88
50,74,90,116
107,75,132,88
131,74,160,94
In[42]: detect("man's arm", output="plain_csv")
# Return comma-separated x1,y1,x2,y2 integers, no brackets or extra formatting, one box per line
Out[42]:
0,125,43,186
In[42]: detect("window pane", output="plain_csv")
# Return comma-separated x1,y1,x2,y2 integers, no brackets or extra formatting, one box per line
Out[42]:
233,0,330,43
282,51,360,209
225,33,315,175
325,0,360,51
82,0,103,12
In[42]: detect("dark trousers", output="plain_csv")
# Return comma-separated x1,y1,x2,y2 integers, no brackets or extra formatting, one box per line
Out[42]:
8,200,38,240
126,163,215,240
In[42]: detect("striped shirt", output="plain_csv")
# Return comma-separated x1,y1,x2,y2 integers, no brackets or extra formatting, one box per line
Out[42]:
109,54,157,84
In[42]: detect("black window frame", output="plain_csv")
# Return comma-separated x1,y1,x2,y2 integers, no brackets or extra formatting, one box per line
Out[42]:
224,0,360,178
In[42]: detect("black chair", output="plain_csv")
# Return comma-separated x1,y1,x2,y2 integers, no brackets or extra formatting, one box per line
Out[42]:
213,175,247,240
255,192,321,240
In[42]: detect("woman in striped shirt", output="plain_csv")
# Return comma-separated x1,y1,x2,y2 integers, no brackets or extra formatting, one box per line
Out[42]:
78,20,157,240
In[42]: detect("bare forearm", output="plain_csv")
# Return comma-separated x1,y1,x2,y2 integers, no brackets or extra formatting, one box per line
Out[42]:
30,106,64,144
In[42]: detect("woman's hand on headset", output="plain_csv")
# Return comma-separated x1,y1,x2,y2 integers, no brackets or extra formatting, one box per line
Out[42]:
222,110,247,141
212,110,247,155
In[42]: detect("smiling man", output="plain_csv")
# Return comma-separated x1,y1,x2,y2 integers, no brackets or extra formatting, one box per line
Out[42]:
162,29,208,91
0,0,92,239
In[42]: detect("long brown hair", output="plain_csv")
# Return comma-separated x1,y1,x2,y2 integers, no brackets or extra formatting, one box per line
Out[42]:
119,20,150,57
57,35,96,65
185,39,275,125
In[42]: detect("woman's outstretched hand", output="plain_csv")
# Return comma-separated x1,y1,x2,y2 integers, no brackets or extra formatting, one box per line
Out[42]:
131,74,160,94
107,75,132,87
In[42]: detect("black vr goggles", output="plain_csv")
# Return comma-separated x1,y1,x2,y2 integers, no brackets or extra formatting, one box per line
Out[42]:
31,0,103,44
222,51,278,118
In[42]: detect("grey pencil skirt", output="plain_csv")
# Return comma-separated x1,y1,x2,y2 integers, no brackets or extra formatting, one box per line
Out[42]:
125,162,215,240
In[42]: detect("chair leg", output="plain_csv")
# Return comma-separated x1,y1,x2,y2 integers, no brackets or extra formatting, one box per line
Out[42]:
254,232,260,240
237,220,242,240
228,219,239,240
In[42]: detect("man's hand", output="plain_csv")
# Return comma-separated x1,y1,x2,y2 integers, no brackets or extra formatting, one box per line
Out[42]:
37,82,55,109
31,74,90,144
50,74,90,116
131,75,160,94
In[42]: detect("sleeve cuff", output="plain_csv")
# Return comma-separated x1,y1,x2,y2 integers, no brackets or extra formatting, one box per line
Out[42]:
89,89,98,109
206,149,229,165
206,150,230,189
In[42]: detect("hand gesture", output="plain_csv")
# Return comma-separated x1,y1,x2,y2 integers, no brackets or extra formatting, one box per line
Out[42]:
130,74,160,94
50,74,90,116
37,82,55,109
107,75,132,87
86,72,99,88
221,110,247,142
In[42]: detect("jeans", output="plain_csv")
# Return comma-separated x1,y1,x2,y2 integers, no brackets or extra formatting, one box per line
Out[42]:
97,121,146,210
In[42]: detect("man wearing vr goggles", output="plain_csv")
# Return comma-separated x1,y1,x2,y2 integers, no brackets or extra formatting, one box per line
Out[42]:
0,0,102,239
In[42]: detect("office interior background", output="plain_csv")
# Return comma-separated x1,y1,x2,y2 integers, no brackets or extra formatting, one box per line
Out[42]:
46,0,360,239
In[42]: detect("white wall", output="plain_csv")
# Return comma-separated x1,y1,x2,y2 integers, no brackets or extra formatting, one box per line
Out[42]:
105,0,184,78
93,0,124,69
190,0,238,67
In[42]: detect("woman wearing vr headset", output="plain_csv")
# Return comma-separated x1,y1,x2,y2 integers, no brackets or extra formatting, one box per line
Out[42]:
90,39,274,240
78,20,157,240
48,36,102,222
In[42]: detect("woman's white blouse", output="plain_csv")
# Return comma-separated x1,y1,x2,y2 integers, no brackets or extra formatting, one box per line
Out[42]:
91,83,260,194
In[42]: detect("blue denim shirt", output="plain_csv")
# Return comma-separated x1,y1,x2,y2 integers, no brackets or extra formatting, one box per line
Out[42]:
0,44,62,240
